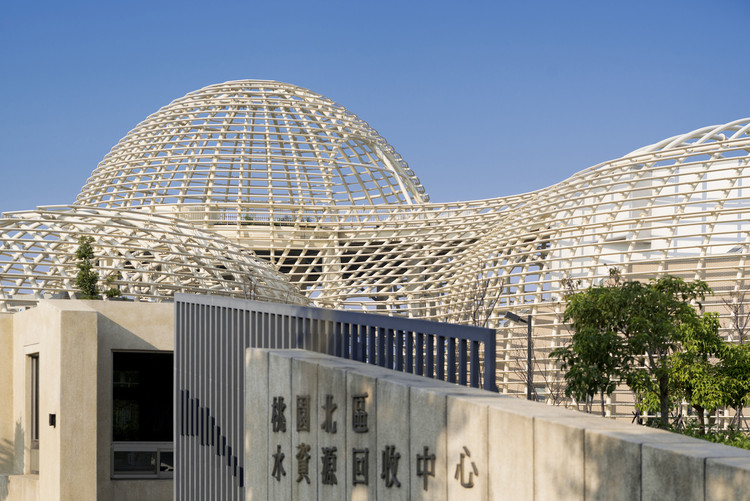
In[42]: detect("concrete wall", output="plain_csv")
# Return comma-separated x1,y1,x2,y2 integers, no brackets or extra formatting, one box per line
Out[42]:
0,314,14,475
91,300,173,501
1,300,173,501
0,313,21,501
246,349,750,501
1,301,100,501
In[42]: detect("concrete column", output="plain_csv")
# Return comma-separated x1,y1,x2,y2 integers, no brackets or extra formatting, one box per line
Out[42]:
706,456,750,499
642,441,750,501
268,353,292,500
376,377,409,501
54,309,98,501
487,399,535,501
409,383,447,501
291,357,319,501
0,314,14,475
245,349,269,501
533,415,585,501
316,359,347,501
345,370,376,500
584,428,642,501
447,395,488,500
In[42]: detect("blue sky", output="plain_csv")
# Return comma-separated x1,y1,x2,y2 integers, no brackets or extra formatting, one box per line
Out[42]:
1,0,749,213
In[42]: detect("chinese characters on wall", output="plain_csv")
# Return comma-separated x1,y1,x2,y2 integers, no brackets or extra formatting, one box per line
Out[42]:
268,391,479,493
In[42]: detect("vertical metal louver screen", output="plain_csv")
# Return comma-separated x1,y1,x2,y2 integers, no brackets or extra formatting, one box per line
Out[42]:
174,293,496,500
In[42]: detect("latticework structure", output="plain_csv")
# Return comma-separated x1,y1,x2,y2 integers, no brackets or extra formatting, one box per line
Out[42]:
0,206,307,311
5,80,750,412
76,80,427,208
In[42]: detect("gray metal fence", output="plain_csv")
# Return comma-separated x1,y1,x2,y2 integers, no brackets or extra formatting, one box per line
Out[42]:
174,294,496,500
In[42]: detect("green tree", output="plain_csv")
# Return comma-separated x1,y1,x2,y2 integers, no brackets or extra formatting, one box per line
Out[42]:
104,271,122,298
551,285,629,416
554,272,712,426
720,342,750,430
669,312,724,434
720,290,750,429
623,276,712,427
75,236,100,299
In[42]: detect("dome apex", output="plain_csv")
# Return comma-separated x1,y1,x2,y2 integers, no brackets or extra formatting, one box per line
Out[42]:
76,80,428,208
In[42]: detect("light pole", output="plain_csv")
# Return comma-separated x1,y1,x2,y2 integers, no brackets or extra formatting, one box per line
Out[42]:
504,312,533,401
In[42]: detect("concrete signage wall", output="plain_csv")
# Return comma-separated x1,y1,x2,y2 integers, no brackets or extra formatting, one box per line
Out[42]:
246,349,750,501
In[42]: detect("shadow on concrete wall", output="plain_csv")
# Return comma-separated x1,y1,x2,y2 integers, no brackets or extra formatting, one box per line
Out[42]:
14,421,23,476
0,421,24,501
98,315,160,350
0,432,14,474
0,476,7,501
0,421,22,474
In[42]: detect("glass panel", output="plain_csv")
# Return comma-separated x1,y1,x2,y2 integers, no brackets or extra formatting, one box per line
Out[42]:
113,451,157,475
159,451,174,472
29,355,39,442
112,352,173,441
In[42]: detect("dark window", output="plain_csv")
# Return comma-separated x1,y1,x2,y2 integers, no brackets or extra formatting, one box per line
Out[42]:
29,354,39,442
29,353,40,475
113,352,173,442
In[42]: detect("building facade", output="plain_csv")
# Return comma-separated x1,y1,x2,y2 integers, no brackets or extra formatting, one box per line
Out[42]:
0,300,174,501
0,80,749,404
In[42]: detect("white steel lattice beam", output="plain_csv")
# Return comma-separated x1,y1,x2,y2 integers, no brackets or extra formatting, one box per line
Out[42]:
0,207,308,310
3,79,750,418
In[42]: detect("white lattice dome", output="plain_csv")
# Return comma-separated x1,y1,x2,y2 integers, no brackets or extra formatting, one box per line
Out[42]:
627,118,750,156
76,80,428,209
0,206,308,311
